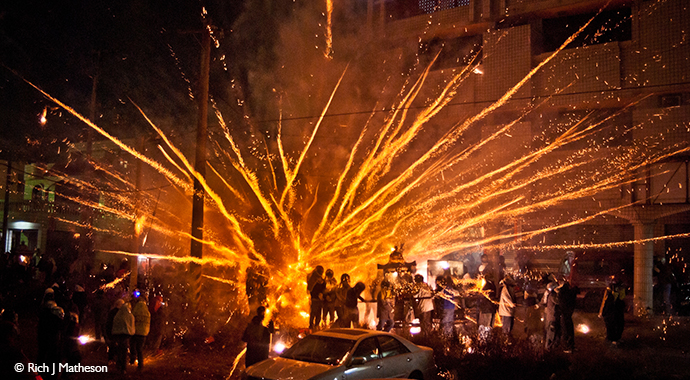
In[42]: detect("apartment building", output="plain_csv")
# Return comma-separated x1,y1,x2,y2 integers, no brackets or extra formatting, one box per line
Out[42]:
365,0,690,314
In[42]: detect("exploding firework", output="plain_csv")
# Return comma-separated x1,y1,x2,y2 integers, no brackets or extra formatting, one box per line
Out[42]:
16,0,690,333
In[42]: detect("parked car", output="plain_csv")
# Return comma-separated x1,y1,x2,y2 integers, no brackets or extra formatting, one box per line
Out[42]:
243,328,435,380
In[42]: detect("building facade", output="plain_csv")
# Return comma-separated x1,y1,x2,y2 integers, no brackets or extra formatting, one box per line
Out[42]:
367,0,690,314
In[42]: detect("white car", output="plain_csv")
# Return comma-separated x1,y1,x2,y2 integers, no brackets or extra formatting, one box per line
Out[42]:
244,328,435,380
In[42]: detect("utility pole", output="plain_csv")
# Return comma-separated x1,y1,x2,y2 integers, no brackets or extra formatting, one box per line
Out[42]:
2,159,12,252
190,27,211,309
78,70,98,282
130,136,145,290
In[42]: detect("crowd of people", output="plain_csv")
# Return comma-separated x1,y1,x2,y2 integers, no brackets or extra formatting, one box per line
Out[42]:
296,254,626,355
306,266,366,330
0,245,170,379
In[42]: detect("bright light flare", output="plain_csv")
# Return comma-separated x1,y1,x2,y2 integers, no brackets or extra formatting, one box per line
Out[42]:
39,106,47,125
273,342,286,354
135,215,146,236
577,323,590,334
78,335,93,345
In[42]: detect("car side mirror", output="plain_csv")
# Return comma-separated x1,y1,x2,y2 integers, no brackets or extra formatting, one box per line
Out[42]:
349,357,366,367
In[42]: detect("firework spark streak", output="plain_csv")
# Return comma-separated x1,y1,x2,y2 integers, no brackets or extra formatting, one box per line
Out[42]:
98,250,237,267
324,0,333,59
226,347,246,380
14,0,690,329
519,232,690,251
94,273,130,293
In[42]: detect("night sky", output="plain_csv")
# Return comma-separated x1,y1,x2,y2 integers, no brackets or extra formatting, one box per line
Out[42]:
0,0,249,162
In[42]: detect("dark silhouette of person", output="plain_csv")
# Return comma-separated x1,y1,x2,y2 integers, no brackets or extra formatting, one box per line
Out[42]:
558,280,578,353
1,311,36,380
307,266,326,330
37,294,64,378
543,281,561,351
344,282,366,327
242,306,275,367
334,273,351,326
599,278,626,345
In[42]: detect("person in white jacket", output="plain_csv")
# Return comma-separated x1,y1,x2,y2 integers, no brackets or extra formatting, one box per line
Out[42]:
130,292,150,371
414,274,435,337
498,275,517,336
111,299,135,374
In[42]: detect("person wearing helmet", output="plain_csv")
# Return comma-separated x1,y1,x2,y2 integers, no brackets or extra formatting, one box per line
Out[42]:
307,266,326,330
414,274,434,337
334,274,351,326
377,280,395,332
542,281,561,351
344,282,366,328
599,276,626,345
323,269,338,326
498,275,517,336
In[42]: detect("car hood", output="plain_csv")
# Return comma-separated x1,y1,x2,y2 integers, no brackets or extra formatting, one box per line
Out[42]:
246,357,335,380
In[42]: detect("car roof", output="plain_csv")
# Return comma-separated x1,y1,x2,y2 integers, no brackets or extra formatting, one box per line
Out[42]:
313,328,385,340
305,328,426,354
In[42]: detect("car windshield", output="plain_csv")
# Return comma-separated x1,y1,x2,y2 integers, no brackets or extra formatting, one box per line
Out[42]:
280,335,354,365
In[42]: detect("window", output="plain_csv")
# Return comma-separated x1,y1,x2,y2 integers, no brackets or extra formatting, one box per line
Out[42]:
542,8,631,52
419,35,482,71
387,0,469,21
280,335,354,365
352,338,380,363
377,336,409,358
419,0,468,14
32,185,45,201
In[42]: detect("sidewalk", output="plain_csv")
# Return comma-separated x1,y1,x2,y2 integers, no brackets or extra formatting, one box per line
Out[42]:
17,311,690,380
560,312,690,380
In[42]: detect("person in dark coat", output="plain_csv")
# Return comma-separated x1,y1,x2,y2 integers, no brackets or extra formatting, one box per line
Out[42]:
242,306,275,368
599,278,626,345
72,284,87,324
558,280,578,352
523,281,541,339
477,272,498,330
148,295,166,355
344,282,366,328
91,289,109,341
1,314,36,380
334,273,351,326
62,312,82,379
543,281,561,351
37,297,64,379
307,266,326,330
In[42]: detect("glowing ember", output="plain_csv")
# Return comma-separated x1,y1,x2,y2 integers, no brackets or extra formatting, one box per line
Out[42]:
39,106,47,125
577,324,590,334
77,335,92,345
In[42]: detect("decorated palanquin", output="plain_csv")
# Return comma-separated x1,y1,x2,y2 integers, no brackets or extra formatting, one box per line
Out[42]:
377,244,416,276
